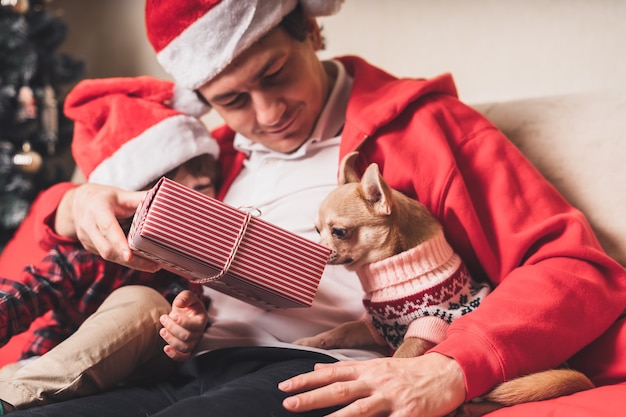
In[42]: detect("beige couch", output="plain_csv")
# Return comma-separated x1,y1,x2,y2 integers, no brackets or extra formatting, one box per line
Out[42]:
473,92,626,267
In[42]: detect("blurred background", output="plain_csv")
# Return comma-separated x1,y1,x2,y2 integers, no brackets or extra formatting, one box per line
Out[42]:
53,0,626,103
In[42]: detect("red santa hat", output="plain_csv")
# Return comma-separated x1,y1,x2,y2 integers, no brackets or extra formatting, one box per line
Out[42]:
65,76,220,191
145,0,344,91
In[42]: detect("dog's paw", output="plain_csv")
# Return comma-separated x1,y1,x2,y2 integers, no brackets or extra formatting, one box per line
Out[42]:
293,322,375,350
293,334,339,349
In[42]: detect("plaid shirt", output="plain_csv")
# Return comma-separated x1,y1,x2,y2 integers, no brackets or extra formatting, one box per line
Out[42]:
0,243,209,360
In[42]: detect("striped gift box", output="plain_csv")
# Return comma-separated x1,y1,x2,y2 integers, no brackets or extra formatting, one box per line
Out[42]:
128,177,331,309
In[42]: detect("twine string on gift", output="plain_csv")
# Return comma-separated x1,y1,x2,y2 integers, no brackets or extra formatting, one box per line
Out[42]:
188,206,260,285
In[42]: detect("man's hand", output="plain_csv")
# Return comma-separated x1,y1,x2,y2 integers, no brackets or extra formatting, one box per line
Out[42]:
160,290,210,361
56,183,159,271
279,353,466,417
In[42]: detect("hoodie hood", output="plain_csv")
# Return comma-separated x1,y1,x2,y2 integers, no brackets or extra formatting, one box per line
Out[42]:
336,55,459,150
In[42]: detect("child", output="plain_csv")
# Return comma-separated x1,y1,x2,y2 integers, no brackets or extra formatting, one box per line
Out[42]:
0,76,220,412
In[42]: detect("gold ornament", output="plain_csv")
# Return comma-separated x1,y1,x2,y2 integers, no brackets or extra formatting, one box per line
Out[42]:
13,142,42,174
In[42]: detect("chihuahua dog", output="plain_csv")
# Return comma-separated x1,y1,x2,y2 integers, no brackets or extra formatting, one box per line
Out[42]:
296,152,594,416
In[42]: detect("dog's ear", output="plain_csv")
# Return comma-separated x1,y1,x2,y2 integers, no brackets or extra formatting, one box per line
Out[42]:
338,152,361,185
360,163,393,215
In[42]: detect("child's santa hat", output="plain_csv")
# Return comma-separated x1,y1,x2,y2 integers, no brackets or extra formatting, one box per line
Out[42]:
65,76,220,191
145,0,344,91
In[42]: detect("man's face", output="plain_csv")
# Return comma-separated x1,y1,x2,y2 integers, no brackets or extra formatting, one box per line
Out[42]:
198,23,330,154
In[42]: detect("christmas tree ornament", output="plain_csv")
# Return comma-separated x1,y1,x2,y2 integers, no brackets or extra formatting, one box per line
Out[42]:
0,0,84,249
12,141,42,174
16,84,36,121
41,83,58,154
0,0,29,14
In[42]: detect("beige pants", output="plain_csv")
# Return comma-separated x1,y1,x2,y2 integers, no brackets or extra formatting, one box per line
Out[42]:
0,285,178,410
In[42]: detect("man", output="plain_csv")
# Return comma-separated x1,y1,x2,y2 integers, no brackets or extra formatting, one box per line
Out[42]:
4,1,626,416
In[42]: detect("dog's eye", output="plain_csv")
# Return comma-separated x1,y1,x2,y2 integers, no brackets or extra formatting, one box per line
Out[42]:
331,227,347,239
314,226,320,235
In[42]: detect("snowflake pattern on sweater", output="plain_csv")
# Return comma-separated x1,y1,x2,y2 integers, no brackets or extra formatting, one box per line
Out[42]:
357,230,491,350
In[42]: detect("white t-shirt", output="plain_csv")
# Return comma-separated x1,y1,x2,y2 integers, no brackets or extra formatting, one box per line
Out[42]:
196,61,383,361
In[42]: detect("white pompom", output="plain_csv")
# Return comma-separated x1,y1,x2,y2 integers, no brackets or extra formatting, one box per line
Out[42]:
171,83,212,117
300,0,344,17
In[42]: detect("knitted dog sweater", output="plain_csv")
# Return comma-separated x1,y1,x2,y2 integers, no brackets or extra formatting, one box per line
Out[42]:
356,230,491,350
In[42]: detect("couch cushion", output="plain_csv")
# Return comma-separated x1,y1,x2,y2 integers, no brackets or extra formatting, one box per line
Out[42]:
473,92,626,266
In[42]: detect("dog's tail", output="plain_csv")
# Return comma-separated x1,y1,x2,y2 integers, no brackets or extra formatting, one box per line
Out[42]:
453,368,594,417
484,368,594,405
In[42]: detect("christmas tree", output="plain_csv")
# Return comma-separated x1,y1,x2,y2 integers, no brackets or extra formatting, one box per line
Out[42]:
0,0,84,250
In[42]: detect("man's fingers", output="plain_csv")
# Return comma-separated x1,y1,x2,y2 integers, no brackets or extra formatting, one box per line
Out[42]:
57,184,160,271
84,225,159,271
280,361,359,393
282,379,372,414
115,190,148,215
123,255,161,272
324,396,390,417
79,217,128,260
279,361,394,416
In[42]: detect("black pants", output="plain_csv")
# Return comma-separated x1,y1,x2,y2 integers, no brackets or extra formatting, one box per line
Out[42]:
13,347,340,417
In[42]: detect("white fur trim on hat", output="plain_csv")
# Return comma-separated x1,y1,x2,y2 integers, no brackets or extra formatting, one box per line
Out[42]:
88,114,220,191
156,0,295,90
149,0,343,91
171,83,211,117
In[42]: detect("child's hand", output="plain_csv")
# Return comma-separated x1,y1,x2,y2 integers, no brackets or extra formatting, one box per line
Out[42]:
159,290,209,361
